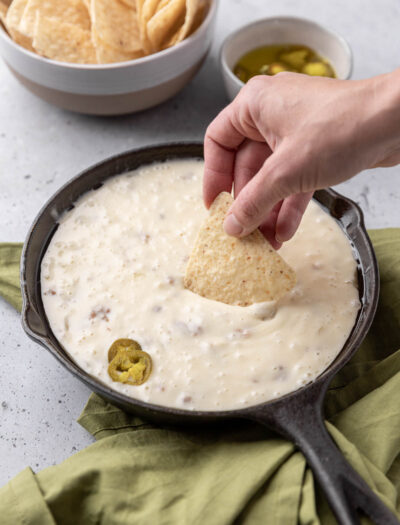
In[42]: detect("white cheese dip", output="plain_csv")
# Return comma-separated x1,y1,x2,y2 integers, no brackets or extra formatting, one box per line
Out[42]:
41,159,360,411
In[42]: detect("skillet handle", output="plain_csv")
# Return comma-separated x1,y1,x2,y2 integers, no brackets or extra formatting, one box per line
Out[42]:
248,383,399,525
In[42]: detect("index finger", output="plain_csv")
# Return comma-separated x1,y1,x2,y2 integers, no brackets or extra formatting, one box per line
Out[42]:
203,92,267,208
203,106,244,208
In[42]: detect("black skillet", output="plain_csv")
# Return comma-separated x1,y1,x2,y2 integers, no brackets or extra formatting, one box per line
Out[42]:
21,143,399,525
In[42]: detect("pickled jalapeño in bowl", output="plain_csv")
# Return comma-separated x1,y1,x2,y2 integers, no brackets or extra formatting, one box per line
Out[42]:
234,44,336,82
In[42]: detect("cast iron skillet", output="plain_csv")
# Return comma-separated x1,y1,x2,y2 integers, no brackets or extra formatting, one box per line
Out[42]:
21,143,399,525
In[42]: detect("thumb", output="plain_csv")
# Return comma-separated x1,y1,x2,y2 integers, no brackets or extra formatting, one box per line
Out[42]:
224,149,300,237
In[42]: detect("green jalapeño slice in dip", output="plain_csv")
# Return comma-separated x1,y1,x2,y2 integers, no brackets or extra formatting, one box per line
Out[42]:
234,44,336,82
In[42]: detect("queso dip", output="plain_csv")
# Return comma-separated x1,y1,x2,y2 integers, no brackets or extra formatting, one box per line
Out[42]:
41,159,360,411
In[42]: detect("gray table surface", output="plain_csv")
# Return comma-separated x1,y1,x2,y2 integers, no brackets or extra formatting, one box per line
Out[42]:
0,0,399,486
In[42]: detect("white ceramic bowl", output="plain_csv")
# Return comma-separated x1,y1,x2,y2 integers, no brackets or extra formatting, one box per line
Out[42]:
221,16,353,101
0,0,217,115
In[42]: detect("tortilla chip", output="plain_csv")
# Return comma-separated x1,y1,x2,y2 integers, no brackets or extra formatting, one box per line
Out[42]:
155,0,172,12
137,0,159,54
0,2,8,26
163,0,209,49
91,0,141,53
119,0,136,9
136,0,145,14
33,14,97,63
4,0,25,30
165,0,200,47
5,0,34,50
10,26,32,49
146,0,185,52
19,0,90,39
190,0,208,30
140,0,207,52
92,29,144,63
184,192,296,306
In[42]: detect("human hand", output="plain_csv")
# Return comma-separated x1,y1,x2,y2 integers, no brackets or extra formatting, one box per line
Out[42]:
204,71,400,248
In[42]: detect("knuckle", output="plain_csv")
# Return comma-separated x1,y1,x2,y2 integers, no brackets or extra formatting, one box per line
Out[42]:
269,146,306,196
205,123,213,137
237,196,262,224
295,148,319,193
273,168,295,193
204,122,218,144
245,75,269,92
276,163,313,197
274,71,294,81
246,74,263,86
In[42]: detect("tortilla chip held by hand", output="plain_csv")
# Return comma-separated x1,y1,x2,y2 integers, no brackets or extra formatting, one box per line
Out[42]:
184,192,296,306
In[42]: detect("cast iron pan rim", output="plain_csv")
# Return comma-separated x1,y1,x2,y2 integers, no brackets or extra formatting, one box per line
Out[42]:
20,141,379,421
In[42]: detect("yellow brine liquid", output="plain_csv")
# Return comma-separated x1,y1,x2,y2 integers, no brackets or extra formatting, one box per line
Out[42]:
234,44,336,82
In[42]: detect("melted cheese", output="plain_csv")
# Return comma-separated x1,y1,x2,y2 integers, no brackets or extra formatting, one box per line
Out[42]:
41,159,360,411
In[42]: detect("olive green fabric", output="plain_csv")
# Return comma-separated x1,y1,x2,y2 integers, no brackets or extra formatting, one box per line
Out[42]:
0,230,399,525
0,242,23,311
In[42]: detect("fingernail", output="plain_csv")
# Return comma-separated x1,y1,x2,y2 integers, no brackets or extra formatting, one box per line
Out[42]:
275,234,284,244
224,213,243,236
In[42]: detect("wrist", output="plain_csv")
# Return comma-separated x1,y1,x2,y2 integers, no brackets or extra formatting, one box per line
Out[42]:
362,68,400,165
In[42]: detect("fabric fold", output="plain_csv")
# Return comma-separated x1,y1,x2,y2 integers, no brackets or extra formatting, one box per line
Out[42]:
0,230,399,524
0,467,56,525
0,242,23,311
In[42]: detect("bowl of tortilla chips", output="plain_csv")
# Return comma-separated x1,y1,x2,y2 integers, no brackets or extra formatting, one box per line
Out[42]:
0,0,216,115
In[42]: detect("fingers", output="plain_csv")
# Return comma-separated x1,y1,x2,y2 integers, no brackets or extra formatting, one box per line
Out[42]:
203,135,236,208
253,193,313,248
203,90,265,208
233,140,272,198
259,201,283,250
275,192,314,243
203,76,313,242
225,151,312,243
203,105,245,208
224,149,296,237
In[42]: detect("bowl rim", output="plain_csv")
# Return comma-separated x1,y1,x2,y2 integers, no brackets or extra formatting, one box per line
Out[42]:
0,0,217,70
20,142,379,422
220,15,353,91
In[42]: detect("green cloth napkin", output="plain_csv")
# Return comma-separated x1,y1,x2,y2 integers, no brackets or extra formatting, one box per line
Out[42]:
0,243,23,311
0,231,399,525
